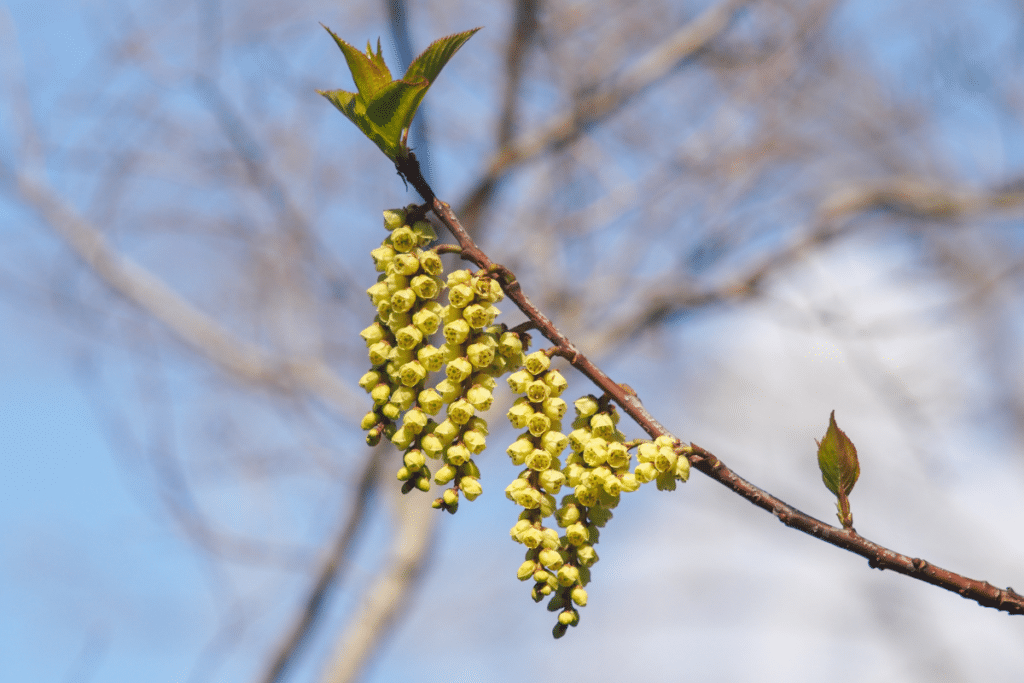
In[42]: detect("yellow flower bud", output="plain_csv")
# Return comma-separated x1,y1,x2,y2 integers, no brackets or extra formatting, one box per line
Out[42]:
433,418,460,444
568,428,591,453
606,442,631,469
499,332,523,358
396,466,411,481
390,288,417,314
463,428,486,454
540,430,569,456
398,360,427,387
402,408,428,434
507,399,534,429
526,449,552,472
570,586,588,607
524,351,551,376
654,446,677,473
445,443,470,466
358,370,383,391
421,433,444,457
520,527,543,548
634,461,658,483
538,469,566,495
445,357,473,383
462,303,494,329
410,274,440,300
435,464,458,485
465,385,493,411
542,397,568,421
367,340,392,367
403,449,426,471
370,245,396,271
390,226,417,252
507,369,532,394
448,283,474,308
366,281,391,307
360,411,379,431
526,380,551,404
466,342,495,369
392,252,420,276
527,413,552,437
576,544,598,566
505,477,530,500
370,383,391,406
543,370,568,397
434,379,462,404
460,476,483,501
419,249,443,276
558,610,578,626
539,548,564,570
442,319,471,345
557,565,580,587
417,388,443,416
506,437,534,465
574,395,599,418
382,208,406,231
517,560,537,581
415,475,431,492
447,399,475,425
619,472,640,492
675,453,691,482
590,413,615,440
555,503,580,527
360,322,386,346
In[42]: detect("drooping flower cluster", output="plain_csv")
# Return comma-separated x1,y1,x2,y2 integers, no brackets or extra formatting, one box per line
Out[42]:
358,208,447,491
421,270,521,513
509,392,691,637
357,206,519,510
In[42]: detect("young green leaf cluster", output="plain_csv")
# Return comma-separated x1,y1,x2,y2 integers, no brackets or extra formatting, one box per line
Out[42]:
509,395,691,637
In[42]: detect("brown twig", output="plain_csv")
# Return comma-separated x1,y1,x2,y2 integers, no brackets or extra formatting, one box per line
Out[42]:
394,150,1024,617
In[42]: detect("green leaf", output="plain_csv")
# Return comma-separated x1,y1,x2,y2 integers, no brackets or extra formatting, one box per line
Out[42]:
815,410,860,498
364,78,430,153
321,25,392,101
319,25,481,160
317,88,399,160
405,27,482,86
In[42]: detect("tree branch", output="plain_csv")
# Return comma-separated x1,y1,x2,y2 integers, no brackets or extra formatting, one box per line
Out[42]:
395,151,1024,617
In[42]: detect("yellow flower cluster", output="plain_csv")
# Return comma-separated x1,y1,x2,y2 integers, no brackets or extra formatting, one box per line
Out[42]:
510,392,691,637
357,207,520,510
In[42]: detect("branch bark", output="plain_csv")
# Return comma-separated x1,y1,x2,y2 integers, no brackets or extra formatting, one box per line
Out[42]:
396,151,1024,617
